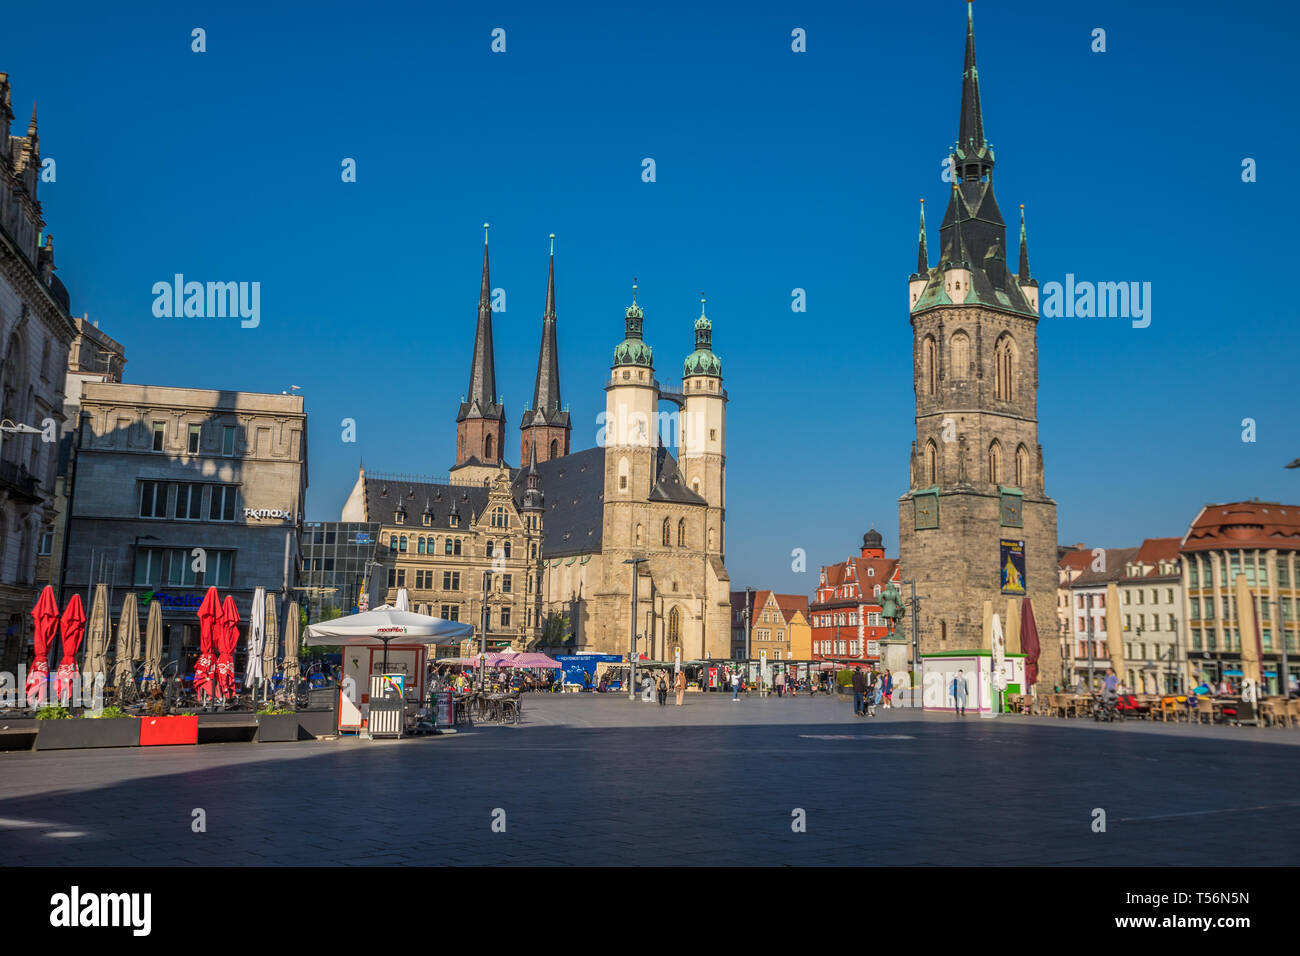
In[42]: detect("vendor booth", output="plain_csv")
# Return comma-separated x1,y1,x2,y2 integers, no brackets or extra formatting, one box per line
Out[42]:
303,607,474,737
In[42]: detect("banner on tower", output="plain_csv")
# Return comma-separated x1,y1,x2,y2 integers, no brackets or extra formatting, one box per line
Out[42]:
1000,539,1026,595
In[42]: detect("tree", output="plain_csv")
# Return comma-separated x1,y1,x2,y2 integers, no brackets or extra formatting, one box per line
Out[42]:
541,612,570,647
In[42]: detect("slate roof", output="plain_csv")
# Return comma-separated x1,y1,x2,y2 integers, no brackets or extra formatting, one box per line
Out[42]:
363,476,491,532
1069,547,1139,588
520,446,606,559
649,446,707,505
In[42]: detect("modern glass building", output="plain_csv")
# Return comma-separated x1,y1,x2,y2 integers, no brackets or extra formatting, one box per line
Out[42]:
297,521,381,622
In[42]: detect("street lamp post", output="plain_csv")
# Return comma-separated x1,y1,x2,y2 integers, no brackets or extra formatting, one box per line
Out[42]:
624,557,647,701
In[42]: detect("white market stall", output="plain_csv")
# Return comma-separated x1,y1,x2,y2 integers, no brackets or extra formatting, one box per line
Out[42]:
303,607,474,736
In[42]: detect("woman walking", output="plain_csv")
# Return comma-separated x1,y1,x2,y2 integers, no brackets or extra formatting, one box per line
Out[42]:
657,673,668,706
884,670,893,709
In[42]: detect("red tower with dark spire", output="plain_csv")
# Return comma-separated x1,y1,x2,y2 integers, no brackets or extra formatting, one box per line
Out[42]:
454,225,507,470
520,235,571,464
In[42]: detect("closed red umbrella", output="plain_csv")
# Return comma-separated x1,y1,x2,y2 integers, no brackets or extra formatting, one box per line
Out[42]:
194,586,221,704
55,594,87,704
26,585,59,705
1021,596,1041,687
215,595,241,700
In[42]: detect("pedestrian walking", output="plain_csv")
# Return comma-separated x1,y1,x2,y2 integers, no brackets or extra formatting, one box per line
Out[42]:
883,670,893,709
951,669,968,716
674,669,685,706
865,666,878,717
657,673,668,706
731,669,741,701
775,670,786,698
851,666,866,716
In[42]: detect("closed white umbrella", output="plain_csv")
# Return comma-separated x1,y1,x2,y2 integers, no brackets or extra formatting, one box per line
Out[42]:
283,602,302,686
395,588,410,612
246,586,266,695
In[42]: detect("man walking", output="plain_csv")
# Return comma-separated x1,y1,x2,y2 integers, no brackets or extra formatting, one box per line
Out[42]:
864,666,878,717
951,669,968,717
731,668,741,701
851,665,866,716
674,668,686,706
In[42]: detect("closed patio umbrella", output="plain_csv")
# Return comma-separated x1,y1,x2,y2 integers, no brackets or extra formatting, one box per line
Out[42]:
1236,573,1263,689
262,593,279,702
142,599,164,690
26,585,58,706
215,594,241,701
246,586,266,697
55,594,87,705
194,586,220,705
395,587,410,612
84,582,110,688
282,602,302,686
1020,597,1041,688
1106,581,1126,691
113,594,142,696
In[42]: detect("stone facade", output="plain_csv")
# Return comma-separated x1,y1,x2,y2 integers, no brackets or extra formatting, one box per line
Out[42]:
64,383,307,667
896,7,1060,688
0,72,78,672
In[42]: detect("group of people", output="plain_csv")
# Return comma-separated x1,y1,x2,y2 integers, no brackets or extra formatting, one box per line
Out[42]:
654,670,688,706
850,665,894,717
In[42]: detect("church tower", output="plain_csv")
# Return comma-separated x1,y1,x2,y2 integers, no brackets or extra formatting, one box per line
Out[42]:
520,234,571,465
604,281,659,502
452,224,507,484
680,296,726,557
898,2,1060,687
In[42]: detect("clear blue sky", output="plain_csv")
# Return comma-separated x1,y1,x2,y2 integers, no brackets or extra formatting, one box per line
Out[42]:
6,0,1297,596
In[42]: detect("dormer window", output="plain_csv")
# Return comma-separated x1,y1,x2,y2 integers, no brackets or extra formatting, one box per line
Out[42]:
867,567,875,577
449,515,459,528
422,513,432,526
394,512,404,525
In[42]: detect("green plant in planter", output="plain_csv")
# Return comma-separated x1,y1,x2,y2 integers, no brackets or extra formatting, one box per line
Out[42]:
257,706,294,716
36,705,72,720
88,706,135,719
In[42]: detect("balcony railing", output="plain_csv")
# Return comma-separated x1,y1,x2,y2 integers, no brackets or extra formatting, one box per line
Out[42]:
0,459,40,499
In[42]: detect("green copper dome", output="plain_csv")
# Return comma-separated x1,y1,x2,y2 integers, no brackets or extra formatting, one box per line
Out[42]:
683,299,722,378
613,285,653,368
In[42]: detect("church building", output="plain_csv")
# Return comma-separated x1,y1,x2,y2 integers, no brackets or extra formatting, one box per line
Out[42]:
897,3,1061,687
342,229,732,658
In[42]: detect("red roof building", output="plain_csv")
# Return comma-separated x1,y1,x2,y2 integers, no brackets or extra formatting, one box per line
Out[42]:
809,530,901,662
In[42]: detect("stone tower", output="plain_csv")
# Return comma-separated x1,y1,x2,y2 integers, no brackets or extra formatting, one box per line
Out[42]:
679,296,726,558
604,282,659,501
520,235,571,465
897,2,1060,688
452,224,507,484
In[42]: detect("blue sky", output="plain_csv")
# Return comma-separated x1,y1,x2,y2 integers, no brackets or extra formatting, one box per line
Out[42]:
5,0,1297,595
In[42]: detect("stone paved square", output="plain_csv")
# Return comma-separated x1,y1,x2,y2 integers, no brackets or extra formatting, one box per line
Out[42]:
1,694,1297,866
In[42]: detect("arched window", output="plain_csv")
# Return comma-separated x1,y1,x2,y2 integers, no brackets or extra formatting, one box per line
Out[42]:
662,518,671,547
549,439,558,458
668,606,681,651
444,538,453,555
453,539,462,556
503,541,511,559
988,440,1002,484
677,518,687,547
417,537,425,554
484,433,495,460
994,334,1017,401
635,523,643,546
925,440,938,486
708,527,716,550
921,335,936,396
399,535,408,553
1015,444,1030,488
618,456,629,492
950,330,970,380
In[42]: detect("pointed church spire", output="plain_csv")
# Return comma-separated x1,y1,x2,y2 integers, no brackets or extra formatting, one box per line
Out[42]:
466,223,499,413
1018,204,1030,279
531,234,561,415
916,199,929,274
957,2,986,161
28,102,37,134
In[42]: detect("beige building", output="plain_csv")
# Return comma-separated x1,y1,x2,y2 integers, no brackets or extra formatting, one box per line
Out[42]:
346,240,732,659
1117,538,1184,694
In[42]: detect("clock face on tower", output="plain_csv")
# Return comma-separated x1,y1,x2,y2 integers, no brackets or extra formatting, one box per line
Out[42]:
1000,493,1023,528
913,491,939,530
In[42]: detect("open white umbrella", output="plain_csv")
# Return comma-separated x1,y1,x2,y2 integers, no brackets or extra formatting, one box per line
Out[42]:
246,586,266,697
303,606,474,672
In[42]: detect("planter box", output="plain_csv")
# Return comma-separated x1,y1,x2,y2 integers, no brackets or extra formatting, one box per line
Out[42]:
139,715,199,746
35,717,140,751
255,713,305,742
296,708,336,739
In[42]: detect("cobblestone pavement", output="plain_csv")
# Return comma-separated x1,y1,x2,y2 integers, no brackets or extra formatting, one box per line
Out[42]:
2,693,1296,866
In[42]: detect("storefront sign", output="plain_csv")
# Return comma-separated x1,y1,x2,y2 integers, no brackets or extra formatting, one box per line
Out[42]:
138,590,202,609
243,508,297,521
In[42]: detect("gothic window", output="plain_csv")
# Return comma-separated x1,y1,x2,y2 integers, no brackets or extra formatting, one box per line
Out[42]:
988,440,1002,484
950,330,970,380
677,518,686,547
662,518,671,547
924,440,938,486
921,335,936,396
994,334,1017,401
550,439,558,458
1015,444,1030,488
484,433,495,460
668,606,681,650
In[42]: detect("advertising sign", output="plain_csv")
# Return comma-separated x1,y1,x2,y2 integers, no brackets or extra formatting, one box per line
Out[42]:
1000,539,1027,595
